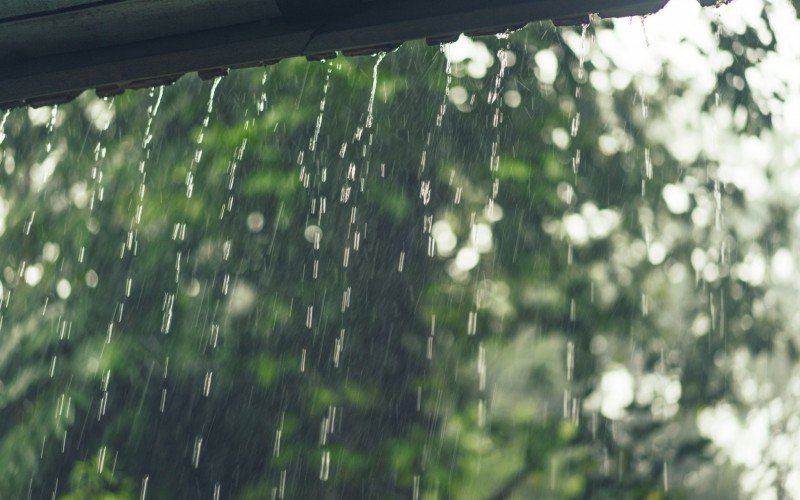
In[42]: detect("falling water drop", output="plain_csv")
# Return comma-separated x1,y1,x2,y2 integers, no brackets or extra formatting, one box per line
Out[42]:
570,112,581,138
186,77,223,199
45,105,58,153
192,436,203,468
577,23,589,80
713,179,722,230
309,68,332,153
365,53,386,130
566,341,575,381
0,109,9,146
319,450,331,481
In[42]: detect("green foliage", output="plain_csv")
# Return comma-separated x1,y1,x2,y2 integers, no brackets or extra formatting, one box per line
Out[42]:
0,7,785,498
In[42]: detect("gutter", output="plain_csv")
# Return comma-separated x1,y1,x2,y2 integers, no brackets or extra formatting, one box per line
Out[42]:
0,0,684,109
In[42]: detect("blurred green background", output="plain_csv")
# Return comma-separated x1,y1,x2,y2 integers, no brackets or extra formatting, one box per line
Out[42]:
1,0,798,497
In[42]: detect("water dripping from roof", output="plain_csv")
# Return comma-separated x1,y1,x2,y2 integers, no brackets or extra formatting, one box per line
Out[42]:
0,109,9,146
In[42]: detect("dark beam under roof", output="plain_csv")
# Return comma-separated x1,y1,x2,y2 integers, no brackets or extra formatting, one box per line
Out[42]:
0,0,676,109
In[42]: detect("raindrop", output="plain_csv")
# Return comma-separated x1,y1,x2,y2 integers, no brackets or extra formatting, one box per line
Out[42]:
566,341,575,381
319,450,331,481
365,54,386,130
141,476,149,500
192,437,203,468
0,109,9,146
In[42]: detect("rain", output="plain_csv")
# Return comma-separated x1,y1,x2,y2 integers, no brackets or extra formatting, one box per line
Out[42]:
0,0,799,498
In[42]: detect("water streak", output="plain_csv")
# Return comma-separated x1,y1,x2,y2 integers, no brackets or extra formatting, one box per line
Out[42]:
0,109,9,146
186,76,223,199
365,53,386,130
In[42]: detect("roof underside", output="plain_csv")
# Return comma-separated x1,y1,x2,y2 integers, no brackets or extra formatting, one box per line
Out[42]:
0,0,676,109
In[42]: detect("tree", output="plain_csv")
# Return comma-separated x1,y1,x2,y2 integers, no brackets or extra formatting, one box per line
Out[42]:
0,0,794,497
